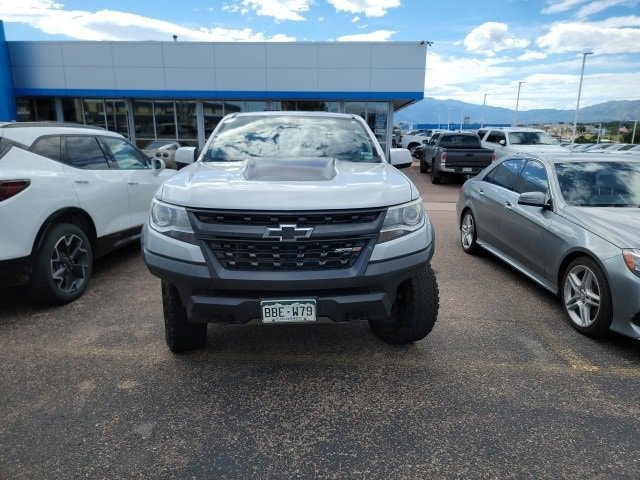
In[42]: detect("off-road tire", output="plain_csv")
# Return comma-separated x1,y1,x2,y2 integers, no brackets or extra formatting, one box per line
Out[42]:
29,223,93,305
561,257,612,338
162,280,207,353
369,264,439,344
430,160,442,184
419,158,427,173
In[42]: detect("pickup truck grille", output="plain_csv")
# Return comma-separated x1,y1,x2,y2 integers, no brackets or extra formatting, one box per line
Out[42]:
210,238,367,271
193,209,382,226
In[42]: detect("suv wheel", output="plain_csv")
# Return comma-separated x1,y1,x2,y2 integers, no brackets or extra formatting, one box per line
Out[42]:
369,264,439,344
29,223,93,304
419,158,427,173
162,280,207,353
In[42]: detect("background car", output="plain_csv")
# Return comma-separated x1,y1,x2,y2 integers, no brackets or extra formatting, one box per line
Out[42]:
456,153,640,340
0,122,175,304
479,127,566,160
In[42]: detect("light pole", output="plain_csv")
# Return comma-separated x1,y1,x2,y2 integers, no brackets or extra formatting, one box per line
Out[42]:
571,51,594,147
481,93,488,128
632,120,637,144
447,108,451,130
513,81,525,127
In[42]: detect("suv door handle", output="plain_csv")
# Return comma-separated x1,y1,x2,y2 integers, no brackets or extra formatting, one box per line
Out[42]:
504,201,513,209
128,181,139,186
478,188,484,195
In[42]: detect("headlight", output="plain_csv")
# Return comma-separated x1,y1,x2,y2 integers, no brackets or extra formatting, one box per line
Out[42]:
623,249,640,277
150,199,196,244
378,199,425,244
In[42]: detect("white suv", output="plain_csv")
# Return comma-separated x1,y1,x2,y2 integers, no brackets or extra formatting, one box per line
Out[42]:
0,122,175,304
479,127,566,160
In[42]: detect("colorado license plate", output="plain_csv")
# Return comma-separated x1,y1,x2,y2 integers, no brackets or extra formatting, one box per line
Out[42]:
261,299,317,323
462,167,473,173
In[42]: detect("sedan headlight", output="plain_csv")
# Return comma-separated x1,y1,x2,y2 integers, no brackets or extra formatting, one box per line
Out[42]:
150,199,196,244
622,249,640,277
378,199,425,244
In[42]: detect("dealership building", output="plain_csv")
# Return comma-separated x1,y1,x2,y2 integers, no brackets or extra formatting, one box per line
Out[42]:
0,22,426,152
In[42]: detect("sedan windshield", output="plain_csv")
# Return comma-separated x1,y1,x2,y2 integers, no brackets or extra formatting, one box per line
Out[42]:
203,115,381,163
508,131,556,145
555,161,640,207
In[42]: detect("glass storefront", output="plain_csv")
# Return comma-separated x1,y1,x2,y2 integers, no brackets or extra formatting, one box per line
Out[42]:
13,96,391,153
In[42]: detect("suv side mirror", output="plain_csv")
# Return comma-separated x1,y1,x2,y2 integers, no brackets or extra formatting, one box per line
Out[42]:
389,148,412,169
499,139,506,146
175,146,197,166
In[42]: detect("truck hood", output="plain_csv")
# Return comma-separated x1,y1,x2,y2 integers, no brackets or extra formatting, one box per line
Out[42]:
507,144,567,154
562,206,640,248
159,158,415,210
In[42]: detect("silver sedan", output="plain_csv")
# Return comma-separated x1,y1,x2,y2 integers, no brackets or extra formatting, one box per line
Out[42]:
456,153,640,339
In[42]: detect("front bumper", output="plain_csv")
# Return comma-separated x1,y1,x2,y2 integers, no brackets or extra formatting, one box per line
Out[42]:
142,225,434,324
0,256,32,288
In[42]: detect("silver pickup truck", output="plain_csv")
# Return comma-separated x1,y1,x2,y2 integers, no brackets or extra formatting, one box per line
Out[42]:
142,111,439,353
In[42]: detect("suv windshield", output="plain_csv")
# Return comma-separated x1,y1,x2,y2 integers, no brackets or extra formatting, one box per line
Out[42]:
508,131,556,145
555,161,640,207
203,115,381,163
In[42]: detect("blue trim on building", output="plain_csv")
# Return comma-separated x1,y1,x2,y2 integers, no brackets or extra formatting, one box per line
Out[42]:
0,22,17,121
13,88,424,101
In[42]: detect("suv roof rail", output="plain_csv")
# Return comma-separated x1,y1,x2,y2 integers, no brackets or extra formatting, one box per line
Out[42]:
0,122,106,130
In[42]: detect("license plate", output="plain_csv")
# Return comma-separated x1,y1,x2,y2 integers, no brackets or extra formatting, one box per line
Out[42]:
462,167,473,173
261,299,317,323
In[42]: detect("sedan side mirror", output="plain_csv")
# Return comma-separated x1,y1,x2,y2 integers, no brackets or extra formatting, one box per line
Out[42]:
175,146,197,166
518,191,551,209
389,148,412,169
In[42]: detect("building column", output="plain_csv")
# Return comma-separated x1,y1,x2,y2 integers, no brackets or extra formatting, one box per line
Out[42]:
0,21,16,121
54,97,64,122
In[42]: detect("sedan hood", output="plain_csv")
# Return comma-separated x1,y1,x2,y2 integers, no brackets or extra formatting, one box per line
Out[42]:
509,145,567,154
159,158,414,210
562,207,640,248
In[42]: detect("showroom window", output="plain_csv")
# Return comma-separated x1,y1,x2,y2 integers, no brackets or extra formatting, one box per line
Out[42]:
175,100,198,147
203,101,224,137
15,97,56,121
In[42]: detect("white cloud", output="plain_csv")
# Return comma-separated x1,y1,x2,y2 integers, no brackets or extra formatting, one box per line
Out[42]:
537,22,640,54
352,16,361,23
541,0,587,15
328,0,401,17
337,29,396,41
231,0,313,22
464,22,530,55
0,0,295,41
593,15,640,27
518,51,548,61
576,0,640,19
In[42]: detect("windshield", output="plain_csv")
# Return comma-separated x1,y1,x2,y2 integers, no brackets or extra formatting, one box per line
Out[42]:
145,140,175,150
508,131,556,145
555,161,640,207
203,115,381,163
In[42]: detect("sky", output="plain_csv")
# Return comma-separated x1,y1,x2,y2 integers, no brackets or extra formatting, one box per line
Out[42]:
1,0,639,111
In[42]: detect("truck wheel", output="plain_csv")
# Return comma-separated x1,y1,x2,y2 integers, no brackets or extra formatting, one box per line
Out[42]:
369,264,439,344
561,257,612,338
28,223,93,305
460,210,479,254
162,280,207,353
419,158,427,173
430,161,441,184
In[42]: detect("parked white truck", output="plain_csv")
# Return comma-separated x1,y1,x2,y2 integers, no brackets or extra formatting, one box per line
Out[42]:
142,111,440,352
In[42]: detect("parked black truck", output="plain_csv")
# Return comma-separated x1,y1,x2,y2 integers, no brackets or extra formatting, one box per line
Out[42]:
419,132,495,184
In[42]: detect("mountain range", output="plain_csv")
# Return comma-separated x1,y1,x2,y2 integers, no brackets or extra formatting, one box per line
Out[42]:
394,98,640,126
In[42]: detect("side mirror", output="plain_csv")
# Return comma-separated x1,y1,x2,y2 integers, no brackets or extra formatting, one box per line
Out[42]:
499,139,506,146
175,146,197,166
389,148,412,169
152,157,166,173
518,191,551,209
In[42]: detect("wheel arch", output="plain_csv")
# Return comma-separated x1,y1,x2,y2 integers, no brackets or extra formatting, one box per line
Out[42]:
32,207,97,255
556,249,612,298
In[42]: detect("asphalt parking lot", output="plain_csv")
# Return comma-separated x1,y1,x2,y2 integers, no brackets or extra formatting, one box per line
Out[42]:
1,164,639,479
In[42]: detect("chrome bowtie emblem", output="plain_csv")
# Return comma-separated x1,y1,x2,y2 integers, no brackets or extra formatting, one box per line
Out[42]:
263,224,313,242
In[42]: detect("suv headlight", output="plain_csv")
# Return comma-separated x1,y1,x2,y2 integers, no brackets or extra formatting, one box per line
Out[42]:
623,249,640,277
150,199,196,244
378,199,426,244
